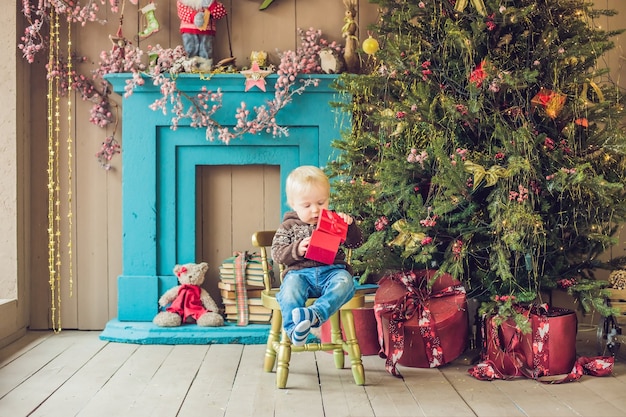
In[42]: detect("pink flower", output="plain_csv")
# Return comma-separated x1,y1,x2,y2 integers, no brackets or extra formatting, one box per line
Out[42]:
557,278,577,288
375,216,389,231
494,295,516,302
419,216,438,227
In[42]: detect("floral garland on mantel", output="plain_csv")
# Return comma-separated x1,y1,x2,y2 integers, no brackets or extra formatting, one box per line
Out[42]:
19,1,342,168
115,36,330,145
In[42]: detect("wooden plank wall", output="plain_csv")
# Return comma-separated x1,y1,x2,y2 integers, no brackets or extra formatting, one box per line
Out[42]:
196,165,282,308
24,1,626,331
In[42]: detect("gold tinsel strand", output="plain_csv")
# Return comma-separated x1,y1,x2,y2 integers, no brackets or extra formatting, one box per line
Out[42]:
47,8,60,332
66,17,74,299
54,11,62,333
47,7,75,333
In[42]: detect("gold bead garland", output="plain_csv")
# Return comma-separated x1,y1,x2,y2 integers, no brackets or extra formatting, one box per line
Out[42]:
66,13,74,302
47,7,58,332
47,7,74,333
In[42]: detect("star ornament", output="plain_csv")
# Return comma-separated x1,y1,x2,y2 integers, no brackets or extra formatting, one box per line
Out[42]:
241,61,272,92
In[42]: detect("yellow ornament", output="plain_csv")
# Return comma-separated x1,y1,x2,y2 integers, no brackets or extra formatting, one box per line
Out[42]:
362,35,380,55
388,219,425,252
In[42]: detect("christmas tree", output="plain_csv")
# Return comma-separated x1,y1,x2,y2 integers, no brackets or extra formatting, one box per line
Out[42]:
328,0,626,314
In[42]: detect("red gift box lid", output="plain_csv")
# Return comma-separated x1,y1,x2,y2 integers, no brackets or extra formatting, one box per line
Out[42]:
316,209,348,242
375,270,462,305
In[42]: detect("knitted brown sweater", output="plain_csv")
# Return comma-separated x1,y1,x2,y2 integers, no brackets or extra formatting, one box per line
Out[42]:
271,211,363,276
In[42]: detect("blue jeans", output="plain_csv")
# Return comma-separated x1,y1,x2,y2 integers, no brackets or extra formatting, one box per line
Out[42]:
276,265,355,338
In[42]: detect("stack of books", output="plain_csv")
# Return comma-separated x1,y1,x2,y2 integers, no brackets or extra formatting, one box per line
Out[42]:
218,255,267,288
221,291,272,323
218,254,273,324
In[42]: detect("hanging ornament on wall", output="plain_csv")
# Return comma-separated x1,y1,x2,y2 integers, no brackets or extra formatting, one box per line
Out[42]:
362,34,379,56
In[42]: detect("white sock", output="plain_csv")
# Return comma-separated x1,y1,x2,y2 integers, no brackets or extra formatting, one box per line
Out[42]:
292,307,319,327
292,320,311,346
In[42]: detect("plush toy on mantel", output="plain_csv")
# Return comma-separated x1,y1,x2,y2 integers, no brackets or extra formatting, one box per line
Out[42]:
153,262,224,327
177,0,228,68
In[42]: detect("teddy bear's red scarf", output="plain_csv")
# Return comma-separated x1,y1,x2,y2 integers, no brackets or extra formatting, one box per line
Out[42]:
166,284,209,321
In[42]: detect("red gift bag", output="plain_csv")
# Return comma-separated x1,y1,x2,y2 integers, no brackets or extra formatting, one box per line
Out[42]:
485,306,577,377
374,270,468,376
469,305,614,383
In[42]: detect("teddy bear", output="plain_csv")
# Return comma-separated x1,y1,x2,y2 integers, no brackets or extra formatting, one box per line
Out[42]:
153,262,224,327
176,0,227,69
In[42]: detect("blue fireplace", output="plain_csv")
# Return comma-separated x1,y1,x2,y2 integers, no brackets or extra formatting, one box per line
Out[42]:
99,73,346,344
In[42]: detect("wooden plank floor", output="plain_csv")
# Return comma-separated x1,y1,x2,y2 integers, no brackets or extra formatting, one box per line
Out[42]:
1,330,625,417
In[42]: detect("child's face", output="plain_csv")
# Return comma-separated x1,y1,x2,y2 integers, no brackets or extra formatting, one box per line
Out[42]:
290,184,330,225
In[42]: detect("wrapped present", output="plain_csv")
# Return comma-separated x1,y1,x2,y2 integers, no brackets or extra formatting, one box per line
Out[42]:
469,305,579,381
305,209,348,264
316,208,348,242
319,307,381,356
320,284,380,356
374,270,468,376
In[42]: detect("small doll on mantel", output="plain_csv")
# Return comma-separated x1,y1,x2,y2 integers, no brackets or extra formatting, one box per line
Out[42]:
342,0,359,74
177,0,228,68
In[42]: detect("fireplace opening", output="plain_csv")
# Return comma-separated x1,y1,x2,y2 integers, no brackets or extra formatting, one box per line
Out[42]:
195,164,281,306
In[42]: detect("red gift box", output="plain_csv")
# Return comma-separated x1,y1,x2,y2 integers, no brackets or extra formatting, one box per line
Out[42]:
482,306,577,377
316,208,348,242
319,307,381,356
469,305,616,383
305,209,348,264
374,270,468,375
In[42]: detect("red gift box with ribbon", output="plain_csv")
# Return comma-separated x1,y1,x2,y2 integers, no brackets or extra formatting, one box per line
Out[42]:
469,304,615,383
316,208,348,241
374,270,468,376
305,209,348,264
469,305,581,381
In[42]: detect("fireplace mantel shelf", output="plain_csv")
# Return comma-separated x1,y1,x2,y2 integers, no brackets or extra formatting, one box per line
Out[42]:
100,73,347,344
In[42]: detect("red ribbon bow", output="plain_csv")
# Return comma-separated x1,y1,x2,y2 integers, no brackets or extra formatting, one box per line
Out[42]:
176,266,188,278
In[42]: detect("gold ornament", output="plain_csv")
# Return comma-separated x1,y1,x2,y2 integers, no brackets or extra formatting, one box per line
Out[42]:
388,219,425,251
531,88,566,119
454,0,487,16
464,161,511,188
362,35,380,55
250,51,268,67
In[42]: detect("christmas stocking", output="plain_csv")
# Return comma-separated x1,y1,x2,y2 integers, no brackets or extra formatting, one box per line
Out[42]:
138,2,160,40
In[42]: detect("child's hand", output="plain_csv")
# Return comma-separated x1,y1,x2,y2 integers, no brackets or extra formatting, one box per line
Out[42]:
298,237,311,257
336,212,354,225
